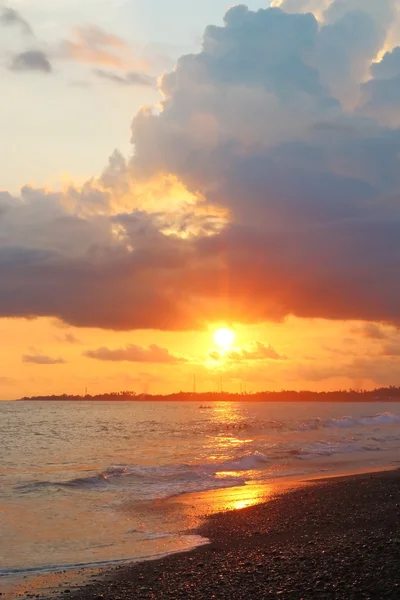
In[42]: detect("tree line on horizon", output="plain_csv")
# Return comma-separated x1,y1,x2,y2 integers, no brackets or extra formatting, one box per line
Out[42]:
18,386,400,402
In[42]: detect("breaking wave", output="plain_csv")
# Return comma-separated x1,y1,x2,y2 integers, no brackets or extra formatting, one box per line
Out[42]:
17,452,271,499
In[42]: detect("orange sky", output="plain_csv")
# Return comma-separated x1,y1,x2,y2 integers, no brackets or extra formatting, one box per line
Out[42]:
1,316,399,399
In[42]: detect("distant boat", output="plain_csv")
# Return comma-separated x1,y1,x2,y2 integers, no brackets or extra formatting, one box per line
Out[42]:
199,405,213,409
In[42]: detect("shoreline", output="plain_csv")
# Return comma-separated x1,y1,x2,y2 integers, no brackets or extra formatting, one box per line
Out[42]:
10,465,399,599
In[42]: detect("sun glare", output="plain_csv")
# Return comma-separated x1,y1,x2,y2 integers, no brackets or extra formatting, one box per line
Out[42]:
214,328,235,350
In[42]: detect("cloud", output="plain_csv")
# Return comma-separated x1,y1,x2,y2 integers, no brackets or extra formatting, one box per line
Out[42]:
0,6,32,35
85,344,187,363
210,342,288,362
94,69,156,87
360,46,400,125
61,26,141,69
271,0,330,15
3,5,400,332
56,332,82,344
23,353,66,365
10,50,52,73
381,341,400,357
355,323,390,340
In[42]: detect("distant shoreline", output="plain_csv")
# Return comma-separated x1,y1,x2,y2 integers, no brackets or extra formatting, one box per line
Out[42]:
16,387,400,402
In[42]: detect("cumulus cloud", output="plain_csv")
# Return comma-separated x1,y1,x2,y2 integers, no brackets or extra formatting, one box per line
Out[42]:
85,344,187,363
317,1,395,105
94,69,156,87
10,50,52,73
361,46,400,125
3,4,400,331
0,6,32,35
23,353,66,365
271,0,330,14
210,342,288,362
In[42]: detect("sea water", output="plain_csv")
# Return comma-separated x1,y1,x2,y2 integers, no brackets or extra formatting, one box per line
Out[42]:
1,400,400,578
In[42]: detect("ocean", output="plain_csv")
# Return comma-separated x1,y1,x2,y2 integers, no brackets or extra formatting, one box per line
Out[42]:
1,400,400,581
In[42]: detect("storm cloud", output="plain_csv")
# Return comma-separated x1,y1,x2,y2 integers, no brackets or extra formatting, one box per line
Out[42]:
2,2,400,330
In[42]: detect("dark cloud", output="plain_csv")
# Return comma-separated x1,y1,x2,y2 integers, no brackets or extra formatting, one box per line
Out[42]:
94,69,156,87
85,344,187,363
0,6,32,35
10,50,52,73
23,353,66,365
0,184,206,330
2,5,400,331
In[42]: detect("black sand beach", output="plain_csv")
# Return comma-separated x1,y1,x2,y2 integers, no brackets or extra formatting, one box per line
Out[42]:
40,469,400,600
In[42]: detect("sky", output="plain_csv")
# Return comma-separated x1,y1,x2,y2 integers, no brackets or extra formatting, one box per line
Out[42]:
2,0,400,399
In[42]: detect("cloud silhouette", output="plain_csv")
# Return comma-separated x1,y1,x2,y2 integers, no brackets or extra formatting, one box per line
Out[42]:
23,353,66,365
94,69,156,87
10,50,52,73
85,344,187,363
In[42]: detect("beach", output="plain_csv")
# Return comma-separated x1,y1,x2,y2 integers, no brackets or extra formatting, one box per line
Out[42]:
3,400,400,599
31,468,399,600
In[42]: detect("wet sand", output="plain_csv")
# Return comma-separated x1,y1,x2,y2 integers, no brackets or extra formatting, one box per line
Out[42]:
27,468,399,600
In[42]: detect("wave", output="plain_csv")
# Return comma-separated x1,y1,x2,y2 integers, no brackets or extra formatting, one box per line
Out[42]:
299,412,400,431
217,451,268,471
16,452,270,499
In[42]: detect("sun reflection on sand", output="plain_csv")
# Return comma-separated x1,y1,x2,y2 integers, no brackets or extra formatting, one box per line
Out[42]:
231,497,261,511
175,482,278,520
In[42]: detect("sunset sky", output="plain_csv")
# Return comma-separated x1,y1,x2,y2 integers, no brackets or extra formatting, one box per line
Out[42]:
2,0,400,399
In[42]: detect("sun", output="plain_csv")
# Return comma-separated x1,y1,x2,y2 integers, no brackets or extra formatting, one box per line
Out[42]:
214,328,235,350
